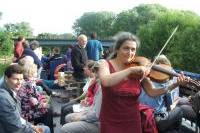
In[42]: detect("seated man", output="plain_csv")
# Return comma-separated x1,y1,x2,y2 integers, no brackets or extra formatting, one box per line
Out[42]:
0,64,50,133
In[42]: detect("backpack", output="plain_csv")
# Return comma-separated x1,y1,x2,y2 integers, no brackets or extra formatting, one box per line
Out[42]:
139,104,158,133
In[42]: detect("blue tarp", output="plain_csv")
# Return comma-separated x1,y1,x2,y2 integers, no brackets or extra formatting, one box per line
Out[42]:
175,69,200,80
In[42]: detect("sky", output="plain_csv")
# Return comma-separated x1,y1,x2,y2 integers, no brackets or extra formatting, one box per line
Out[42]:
0,0,200,36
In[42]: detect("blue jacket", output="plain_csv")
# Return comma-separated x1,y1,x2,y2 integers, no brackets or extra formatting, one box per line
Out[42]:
86,39,103,61
139,78,179,113
0,77,35,133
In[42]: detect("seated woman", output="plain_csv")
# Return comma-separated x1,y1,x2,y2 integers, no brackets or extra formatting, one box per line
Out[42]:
60,60,100,125
61,61,101,133
139,54,183,133
18,55,60,95
139,55,179,111
17,60,54,133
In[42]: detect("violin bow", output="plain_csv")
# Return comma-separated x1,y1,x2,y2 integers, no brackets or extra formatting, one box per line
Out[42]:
141,25,179,81
149,25,179,70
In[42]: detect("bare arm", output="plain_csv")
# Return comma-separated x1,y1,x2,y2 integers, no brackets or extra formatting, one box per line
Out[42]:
99,60,146,87
141,77,172,97
142,73,187,97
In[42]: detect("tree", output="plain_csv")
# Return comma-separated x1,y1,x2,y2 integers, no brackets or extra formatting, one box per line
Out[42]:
72,11,115,39
111,9,138,35
112,4,167,35
4,22,33,38
0,31,13,56
137,10,200,73
134,4,167,25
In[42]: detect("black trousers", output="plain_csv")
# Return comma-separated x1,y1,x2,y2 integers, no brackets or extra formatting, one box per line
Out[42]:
155,106,183,133
34,108,54,133
176,97,200,127
60,100,78,125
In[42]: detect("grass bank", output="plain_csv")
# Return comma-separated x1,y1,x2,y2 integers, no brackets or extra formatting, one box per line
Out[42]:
0,63,10,76
0,56,12,76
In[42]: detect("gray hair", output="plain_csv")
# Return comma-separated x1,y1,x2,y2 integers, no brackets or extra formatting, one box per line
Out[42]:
30,40,40,50
110,32,140,59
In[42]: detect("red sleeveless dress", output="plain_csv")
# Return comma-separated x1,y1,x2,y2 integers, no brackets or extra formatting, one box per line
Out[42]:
100,61,142,133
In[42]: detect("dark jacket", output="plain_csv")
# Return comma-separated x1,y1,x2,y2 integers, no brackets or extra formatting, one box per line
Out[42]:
0,77,35,133
71,44,88,81
23,48,42,68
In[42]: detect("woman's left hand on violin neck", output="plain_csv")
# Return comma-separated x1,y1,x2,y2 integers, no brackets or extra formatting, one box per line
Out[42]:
176,72,191,86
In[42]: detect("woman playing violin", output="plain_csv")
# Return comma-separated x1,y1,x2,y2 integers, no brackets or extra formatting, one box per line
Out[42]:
98,32,188,133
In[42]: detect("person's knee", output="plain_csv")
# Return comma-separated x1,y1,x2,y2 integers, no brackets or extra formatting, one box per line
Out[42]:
38,125,51,133
177,97,189,105
61,124,74,133
174,107,183,119
156,108,183,132
65,114,74,123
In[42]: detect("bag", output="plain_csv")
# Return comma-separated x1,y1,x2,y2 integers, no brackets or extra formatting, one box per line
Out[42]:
139,104,158,133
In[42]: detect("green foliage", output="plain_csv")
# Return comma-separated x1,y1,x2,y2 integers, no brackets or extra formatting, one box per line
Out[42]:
137,10,200,73
72,11,116,39
0,31,13,56
4,22,33,38
110,4,167,35
0,63,10,76
72,4,200,73
112,10,139,34
134,4,167,24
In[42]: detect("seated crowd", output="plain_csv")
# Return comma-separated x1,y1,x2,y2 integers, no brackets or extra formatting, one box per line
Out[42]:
0,33,200,133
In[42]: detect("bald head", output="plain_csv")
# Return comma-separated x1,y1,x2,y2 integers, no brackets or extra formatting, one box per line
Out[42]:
78,34,87,48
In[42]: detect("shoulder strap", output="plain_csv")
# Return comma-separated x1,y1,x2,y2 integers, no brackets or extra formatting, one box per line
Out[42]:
106,60,115,73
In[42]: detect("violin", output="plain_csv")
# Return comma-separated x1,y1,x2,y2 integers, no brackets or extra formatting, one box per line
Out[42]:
125,56,171,82
151,63,200,89
125,56,200,88
150,64,173,82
